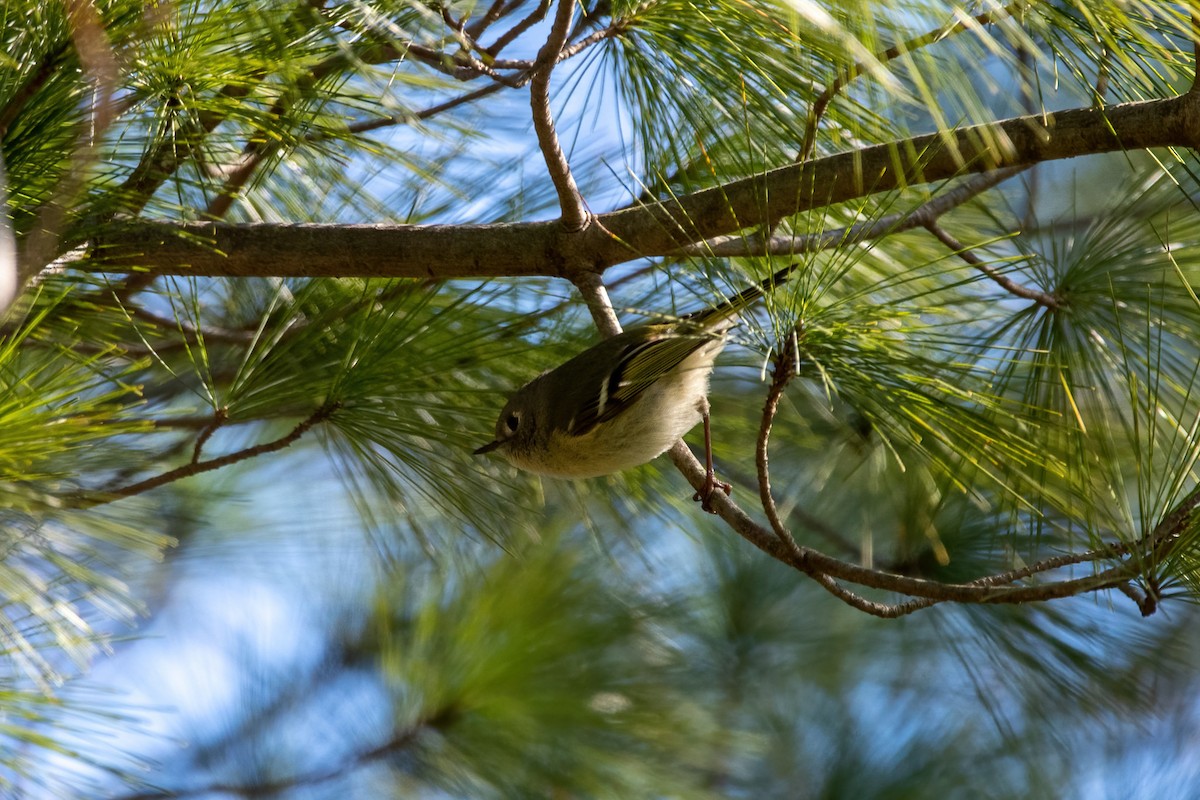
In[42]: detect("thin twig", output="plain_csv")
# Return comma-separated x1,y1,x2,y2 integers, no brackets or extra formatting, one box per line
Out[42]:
682,166,1028,259
485,0,552,56
113,704,451,800
811,572,940,618
344,83,505,135
203,152,262,221
404,42,525,85
191,408,228,464
440,4,465,34
923,219,1060,308
464,0,519,40
800,0,1028,161
967,539,1133,587
810,539,1134,605
559,23,623,59
1117,582,1155,617
435,8,539,77
572,270,622,337
126,305,256,345
530,0,590,231
755,331,803,556
83,404,337,505
0,42,70,140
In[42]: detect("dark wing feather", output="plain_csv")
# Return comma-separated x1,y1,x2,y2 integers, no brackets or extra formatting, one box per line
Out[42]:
563,265,796,436
568,333,713,436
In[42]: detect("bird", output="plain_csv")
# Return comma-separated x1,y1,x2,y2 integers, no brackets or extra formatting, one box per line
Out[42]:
474,265,793,511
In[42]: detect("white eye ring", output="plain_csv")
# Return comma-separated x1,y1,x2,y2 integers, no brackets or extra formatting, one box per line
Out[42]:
504,412,521,433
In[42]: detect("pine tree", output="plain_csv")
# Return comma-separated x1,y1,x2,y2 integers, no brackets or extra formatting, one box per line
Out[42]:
3,0,1200,796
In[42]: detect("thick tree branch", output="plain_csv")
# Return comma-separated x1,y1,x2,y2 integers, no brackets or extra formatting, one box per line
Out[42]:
84,94,1200,279
614,95,1199,263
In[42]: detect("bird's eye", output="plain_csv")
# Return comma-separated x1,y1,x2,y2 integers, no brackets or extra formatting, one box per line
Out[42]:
504,412,520,433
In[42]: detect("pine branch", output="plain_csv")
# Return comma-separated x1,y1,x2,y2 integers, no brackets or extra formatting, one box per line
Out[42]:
685,165,1027,258
485,0,552,56
112,703,453,800
85,93,1200,280
203,1,620,221
693,315,1188,617
530,0,589,231
79,405,337,506
0,41,71,141
800,0,1030,160
922,219,1060,308
572,270,622,337
756,333,803,556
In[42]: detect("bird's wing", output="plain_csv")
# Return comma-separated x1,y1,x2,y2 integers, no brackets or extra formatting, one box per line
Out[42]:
567,332,713,436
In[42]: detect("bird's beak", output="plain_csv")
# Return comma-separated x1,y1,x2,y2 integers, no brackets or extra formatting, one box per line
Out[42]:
473,439,501,455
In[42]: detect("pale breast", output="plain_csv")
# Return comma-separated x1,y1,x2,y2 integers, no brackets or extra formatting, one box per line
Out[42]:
511,342,722,478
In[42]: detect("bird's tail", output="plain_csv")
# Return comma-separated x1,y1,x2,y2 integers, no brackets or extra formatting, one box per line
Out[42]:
683,263,797,328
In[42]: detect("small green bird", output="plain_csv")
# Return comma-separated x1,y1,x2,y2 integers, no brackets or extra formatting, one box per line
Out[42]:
475,266,792,510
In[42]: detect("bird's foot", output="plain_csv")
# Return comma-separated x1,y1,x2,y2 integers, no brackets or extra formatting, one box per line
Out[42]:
693,472,732,514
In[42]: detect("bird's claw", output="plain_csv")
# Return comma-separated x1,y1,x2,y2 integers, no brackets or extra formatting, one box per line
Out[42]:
693,474,732,514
